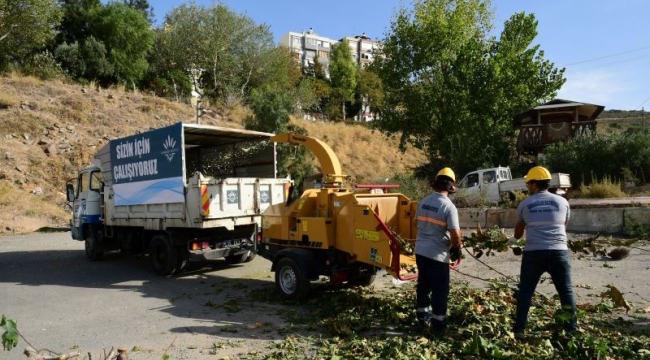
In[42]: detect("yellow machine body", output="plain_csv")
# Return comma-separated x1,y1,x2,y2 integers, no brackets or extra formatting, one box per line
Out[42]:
261,133,420,280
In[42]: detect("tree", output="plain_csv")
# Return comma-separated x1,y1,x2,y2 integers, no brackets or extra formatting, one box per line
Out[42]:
0,0,63,71
92,2,154,86
55,36,113,82
55,0,102,46
329,38,358,120
243,85,313,183
371,0,565,177
157,3,276,104
123,0,154,24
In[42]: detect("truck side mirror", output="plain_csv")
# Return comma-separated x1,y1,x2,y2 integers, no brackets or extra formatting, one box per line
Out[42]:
66,184,75,202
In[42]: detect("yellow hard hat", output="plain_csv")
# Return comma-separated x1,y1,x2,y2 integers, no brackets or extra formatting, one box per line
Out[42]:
525,166,552,181
436,167,456,182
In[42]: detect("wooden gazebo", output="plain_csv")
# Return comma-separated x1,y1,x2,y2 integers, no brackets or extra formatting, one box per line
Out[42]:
513,99,604,156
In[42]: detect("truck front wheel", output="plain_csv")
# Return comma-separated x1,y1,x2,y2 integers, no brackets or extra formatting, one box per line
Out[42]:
85,229,104,261
275,257,309,301
149,235,178,276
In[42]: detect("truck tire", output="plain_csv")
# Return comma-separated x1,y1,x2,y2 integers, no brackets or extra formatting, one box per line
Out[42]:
149,235,178,276
225,250,256,264
225,251,249,264
85,229,104,261
275,257,310,301
174,247,190,274
243,252,256,263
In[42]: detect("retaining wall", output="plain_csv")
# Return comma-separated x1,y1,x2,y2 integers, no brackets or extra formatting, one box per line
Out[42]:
458,207,650,234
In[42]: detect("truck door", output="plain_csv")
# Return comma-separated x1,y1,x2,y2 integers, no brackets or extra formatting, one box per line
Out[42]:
457,172,481,200
70,169,104,240
481,170,500,203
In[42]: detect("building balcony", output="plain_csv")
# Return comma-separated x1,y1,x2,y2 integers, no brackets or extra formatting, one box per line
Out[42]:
516,121,597,155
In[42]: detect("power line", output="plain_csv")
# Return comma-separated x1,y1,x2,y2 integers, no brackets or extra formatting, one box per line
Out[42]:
560,45,650,67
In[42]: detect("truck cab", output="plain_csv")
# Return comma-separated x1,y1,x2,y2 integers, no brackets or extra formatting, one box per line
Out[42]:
66,165,104,241
456,166,512,204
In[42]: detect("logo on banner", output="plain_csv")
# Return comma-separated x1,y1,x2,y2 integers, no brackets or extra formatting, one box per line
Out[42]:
227,190,239,204
162,135,177,162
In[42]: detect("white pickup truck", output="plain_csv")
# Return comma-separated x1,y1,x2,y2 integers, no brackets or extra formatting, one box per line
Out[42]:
453,166,571,204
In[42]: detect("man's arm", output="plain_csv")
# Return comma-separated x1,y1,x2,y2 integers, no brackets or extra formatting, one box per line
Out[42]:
450,228,462,248
514,221,526,239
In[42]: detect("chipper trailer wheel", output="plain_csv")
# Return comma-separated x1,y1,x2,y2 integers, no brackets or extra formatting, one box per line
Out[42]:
275,257,310,301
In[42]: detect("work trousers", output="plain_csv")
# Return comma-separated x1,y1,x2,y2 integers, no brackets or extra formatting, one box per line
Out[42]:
515,249,577,333
416,254,449,331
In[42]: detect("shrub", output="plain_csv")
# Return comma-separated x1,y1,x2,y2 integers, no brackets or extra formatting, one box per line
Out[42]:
389,172,430,201
577,176,627,198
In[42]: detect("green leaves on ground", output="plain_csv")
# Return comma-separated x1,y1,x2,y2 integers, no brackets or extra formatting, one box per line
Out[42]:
254,280,649,359
1,315,18,351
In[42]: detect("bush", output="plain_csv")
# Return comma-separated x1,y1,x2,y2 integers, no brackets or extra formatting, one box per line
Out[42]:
577,176,627,198
389,172,430,201
20,51,64,80
542,131,650,187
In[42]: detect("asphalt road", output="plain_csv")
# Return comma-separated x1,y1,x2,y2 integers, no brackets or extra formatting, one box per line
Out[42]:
0,231,287,360
2,231,650,359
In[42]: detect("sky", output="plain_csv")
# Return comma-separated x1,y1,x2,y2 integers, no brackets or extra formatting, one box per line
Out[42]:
144,0,650,111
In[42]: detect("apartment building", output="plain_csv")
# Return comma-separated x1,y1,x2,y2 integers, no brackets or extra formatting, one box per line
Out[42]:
279,28,337,76
279,28,381,121
279,29,381,73
342,33,381,68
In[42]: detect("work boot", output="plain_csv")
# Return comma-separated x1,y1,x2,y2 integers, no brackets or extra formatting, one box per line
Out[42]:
431,319,446,337
416,311,432,331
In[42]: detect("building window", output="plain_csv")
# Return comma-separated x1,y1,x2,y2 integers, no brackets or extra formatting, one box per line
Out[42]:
318,50,329,58
306,37,317,46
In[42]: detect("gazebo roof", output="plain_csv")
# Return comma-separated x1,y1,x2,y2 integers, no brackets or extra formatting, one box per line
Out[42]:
513,99,605,128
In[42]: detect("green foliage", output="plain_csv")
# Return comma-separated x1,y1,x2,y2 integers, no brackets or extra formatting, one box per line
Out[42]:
55,36,114,83
1,315,18,351
20,50,64,80
243,85,313,182
0,0,63,72
577,175,627,199
157,3,275,103
55,0,102,45
329,38,358,120
389,172,431,201
252,280,650,359
542,130,650,186
92,2,154,86
371,0,564,178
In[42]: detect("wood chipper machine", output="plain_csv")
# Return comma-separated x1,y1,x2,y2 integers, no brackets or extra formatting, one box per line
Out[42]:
258,133,420,300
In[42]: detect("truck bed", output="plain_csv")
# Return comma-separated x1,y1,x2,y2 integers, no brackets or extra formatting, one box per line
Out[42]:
499,173,571,193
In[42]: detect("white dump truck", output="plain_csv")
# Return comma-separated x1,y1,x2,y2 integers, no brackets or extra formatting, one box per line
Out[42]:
454,166,571,204
66,122,291,275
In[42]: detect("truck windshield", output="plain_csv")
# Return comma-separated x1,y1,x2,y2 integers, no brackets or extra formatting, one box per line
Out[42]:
90,171,103,191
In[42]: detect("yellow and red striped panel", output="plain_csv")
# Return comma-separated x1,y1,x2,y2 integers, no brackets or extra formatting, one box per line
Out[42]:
201,184,210,216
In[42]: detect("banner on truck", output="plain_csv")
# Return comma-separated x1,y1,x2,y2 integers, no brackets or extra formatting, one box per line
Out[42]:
110,123,184,205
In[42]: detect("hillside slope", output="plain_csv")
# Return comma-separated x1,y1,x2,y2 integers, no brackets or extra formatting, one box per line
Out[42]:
0,75,426,234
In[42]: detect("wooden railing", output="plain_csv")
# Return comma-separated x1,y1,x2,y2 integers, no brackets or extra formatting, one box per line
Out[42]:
517,121,596,155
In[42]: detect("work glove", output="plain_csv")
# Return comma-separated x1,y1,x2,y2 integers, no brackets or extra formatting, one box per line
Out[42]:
449,246,462,262
507,236,519,245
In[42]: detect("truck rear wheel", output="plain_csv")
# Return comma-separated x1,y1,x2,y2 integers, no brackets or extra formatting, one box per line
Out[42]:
275,257,309,301
225,250,256,264
85,229,104,261
149,235,178,276
174,247,189,274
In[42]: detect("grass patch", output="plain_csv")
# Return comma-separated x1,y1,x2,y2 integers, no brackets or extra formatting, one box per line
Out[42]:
578,176,627,198
0,93,18,109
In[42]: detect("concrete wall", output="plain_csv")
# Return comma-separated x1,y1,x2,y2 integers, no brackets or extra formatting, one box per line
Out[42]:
458,207,650,234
